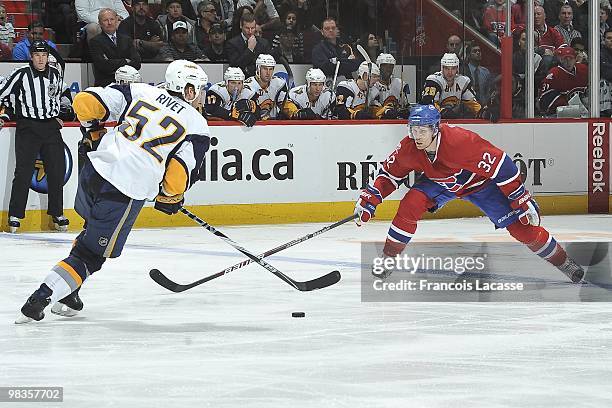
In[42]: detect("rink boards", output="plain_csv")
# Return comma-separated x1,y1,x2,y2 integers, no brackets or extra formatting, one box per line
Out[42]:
0,120,610,231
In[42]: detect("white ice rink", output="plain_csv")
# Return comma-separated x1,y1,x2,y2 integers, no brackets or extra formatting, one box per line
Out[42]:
2,214,612,407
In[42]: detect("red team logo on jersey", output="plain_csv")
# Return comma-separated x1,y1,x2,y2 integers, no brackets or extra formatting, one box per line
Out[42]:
430,171,462,192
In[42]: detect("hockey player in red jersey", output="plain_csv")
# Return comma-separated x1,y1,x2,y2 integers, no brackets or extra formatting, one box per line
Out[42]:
355,104,585,283
538,46,587,115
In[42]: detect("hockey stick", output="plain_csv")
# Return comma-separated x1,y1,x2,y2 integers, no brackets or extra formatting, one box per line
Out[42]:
276,54,293,119
149,213,356,293
356,44,373,109
149,208,348,292
322,60,341,119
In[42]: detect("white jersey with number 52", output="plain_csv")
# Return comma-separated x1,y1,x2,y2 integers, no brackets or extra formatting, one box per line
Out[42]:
75,83,210,200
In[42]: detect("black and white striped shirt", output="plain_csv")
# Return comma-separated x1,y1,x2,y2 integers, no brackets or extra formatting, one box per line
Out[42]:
0,64,63,120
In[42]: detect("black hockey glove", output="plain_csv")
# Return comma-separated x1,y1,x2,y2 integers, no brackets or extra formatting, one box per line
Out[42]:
440,104,461,119
233,99,257,113
79,121,107,153
237,110,258,127
154,193,184,215
294,108,319,120
354,108,374,120
381,107,399,119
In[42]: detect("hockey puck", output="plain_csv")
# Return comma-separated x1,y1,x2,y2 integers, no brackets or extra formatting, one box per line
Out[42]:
291,312,306,318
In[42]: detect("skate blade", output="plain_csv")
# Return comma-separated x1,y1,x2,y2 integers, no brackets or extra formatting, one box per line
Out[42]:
14,313,34,324
53,224,68,232
9,226,17,233
50,303,79,317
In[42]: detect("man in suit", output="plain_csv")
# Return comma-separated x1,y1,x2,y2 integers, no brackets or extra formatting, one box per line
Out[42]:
89,8,141,86
226,13,271,78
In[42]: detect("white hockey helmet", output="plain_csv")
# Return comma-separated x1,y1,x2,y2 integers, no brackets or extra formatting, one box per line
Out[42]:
224,67,245,82
305,68,326,86
165,60,208,102
441,52,460,68
358,61,380,79
376,53,396,66
115,65,142,84
255,54,276,75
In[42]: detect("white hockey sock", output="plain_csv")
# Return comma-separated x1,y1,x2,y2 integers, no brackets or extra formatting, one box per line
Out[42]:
43,271,73,304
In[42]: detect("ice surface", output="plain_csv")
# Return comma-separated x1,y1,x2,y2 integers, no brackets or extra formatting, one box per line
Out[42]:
2,215,612,407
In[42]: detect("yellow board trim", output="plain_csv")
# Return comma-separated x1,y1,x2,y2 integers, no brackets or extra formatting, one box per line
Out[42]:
57,260,83,287
1,195,609,232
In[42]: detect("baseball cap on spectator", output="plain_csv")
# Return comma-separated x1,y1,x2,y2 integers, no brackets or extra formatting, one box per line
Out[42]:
555,46,576,58
133,0,148,4
209,23,224,35
173,21,188,31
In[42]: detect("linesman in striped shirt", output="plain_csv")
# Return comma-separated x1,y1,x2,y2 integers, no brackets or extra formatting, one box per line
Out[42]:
0,40,72,233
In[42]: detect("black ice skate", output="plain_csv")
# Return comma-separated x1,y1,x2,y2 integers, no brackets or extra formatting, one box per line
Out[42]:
52,215,70,232
557,257,585,283
51,287,83,317
15,284,53,324
8,216,20,233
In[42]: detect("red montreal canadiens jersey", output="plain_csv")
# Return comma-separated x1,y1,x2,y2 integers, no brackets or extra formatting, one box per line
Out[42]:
378,124,508,197
539,63,587,114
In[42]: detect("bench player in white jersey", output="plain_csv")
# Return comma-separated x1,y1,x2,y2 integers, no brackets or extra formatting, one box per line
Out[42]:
334,61,381,120
372,53,410,119
420,53,481,118
243,54,287,120
282,68,333,120
15,60,210,324
205,67,259,127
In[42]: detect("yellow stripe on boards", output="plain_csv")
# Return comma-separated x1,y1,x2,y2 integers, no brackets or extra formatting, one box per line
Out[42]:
0,195,604,232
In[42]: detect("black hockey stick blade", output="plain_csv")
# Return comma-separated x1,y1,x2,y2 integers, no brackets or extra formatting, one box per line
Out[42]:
149,268,341,293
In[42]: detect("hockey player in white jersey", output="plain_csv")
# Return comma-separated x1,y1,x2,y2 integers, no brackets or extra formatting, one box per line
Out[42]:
334,60,380,120
282,68,333,120
15,60,210,324
372,53,409,119
420,53,481,118
243,54,287,120
205,67,259,127
114,65,142,85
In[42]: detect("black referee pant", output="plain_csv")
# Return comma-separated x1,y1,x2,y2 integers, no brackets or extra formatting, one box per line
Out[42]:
9,118,65,219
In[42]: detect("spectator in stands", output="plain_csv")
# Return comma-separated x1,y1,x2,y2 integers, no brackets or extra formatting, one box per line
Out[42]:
312,17,360,79
571,37,588,64
89,8,141,86
230,5,253,38
360,32,383,62
226,13,271,77
195,1,219,50
272,26,302,62
602,30,612,82
208,0,234,33
602,7,611,45
118,0,164,60
159,20,208,61
535,4,566,73
237,0,281,40
602,29,612,116
13,22,58,61
0,42,11,60
570,0,589,38
544,0,566,27
511,0,526,26
465,44,492,106
0,6,15,48
446,34,464,61
180,0,198,21
75,0,129,41
203,22,227,61
272,10,304,58
483,0,511,46
538,46,587,115
513,28,546,85
46,0,76,43
156,0,196,44
555,4,582,45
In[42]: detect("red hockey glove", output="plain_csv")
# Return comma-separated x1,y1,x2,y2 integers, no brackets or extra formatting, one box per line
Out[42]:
508,186,540,226
354,185,382,226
